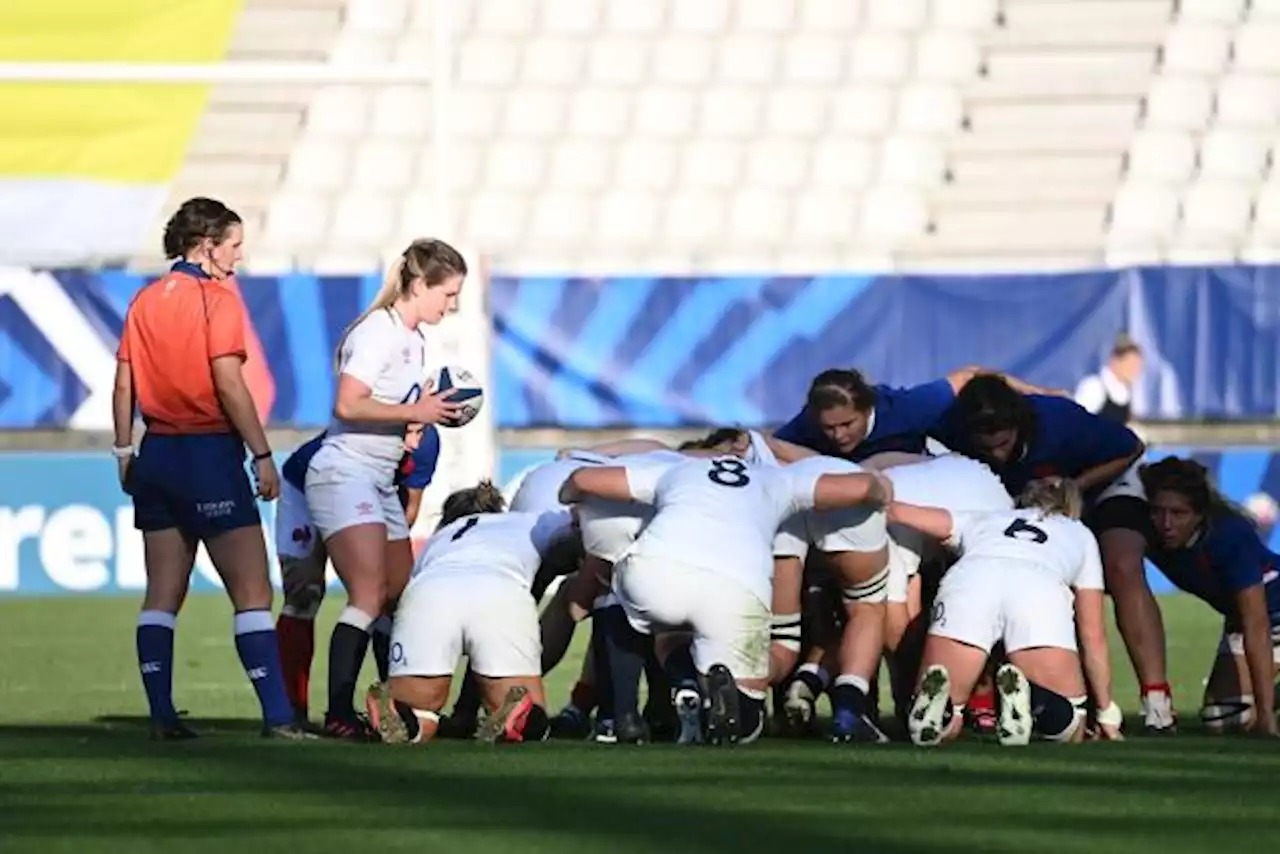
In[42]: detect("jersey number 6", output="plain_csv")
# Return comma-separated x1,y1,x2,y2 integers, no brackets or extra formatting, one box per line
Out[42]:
708,458,751,488
1003,518,1049,544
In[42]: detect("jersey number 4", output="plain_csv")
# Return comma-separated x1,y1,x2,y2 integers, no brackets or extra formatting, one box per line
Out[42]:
1003,518,1048,544
708,458,751,488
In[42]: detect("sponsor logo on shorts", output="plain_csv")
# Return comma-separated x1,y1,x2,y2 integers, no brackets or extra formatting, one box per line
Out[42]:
356,501,375,516
196,500,237,519
291,525,313,545
931,600,946,627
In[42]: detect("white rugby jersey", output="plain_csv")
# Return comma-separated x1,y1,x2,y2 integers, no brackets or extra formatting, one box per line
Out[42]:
887,454,1013,515
948,508,1104,591
323,308,426,472
743,430,779,467
624,456,822,604
509,451,611,514
409,509,574,590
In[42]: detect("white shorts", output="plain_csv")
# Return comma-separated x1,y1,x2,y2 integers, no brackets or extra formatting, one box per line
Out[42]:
773,513,808,560
276,481,321,560
885,522,924,604
304,446,408,541
578,498,651,563
1095,458,1146,503
390,573,540,679
1218,616,1280,662
806,504,888,554
612,553,770,681
929,559,1076,654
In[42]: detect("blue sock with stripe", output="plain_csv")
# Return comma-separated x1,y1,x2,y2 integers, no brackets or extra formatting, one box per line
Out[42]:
137,610,179,724
234,610,295,728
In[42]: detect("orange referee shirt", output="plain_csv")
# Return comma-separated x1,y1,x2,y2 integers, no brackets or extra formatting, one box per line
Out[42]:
117,264,247,434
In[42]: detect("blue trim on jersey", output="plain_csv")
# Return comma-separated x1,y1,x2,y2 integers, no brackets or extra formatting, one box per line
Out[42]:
1147,512,1280,627
774,379,956,462
398,425,441,490
281,432,325,492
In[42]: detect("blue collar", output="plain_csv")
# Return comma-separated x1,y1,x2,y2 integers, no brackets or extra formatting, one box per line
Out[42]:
170,260,209,279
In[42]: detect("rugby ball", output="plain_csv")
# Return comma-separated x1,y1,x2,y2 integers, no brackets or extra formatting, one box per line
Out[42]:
433,364,484,428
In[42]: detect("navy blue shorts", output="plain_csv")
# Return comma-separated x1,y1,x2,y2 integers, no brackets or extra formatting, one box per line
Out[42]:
127,432,261,539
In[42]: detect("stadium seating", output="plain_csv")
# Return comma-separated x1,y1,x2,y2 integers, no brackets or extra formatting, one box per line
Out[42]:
152,0,1280,273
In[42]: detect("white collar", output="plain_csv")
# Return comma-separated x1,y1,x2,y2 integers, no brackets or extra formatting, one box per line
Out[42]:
862,406,876,441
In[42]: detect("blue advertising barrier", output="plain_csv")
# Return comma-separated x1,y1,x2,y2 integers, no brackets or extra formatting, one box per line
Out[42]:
1,446,1276,596
2,265,1280,430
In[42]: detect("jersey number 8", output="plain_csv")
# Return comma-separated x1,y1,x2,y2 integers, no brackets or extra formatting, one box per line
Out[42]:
708,458,751,488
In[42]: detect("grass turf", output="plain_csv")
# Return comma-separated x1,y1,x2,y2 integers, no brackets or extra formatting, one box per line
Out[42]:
0,593,1277,854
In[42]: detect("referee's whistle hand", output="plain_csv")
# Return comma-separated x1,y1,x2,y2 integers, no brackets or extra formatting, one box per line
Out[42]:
253,456,280,501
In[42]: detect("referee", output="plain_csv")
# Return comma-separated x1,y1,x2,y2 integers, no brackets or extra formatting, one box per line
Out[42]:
112,197,311,741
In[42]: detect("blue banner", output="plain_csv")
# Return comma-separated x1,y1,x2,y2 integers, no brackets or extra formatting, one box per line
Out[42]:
491,266,1280,427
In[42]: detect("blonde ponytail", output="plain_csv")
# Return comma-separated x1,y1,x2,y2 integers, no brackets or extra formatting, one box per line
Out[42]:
332,238,468,371
1015,477,1083,520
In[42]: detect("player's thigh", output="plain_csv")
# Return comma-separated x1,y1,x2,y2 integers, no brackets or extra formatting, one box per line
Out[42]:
1087,495,1153,586
390,675,452,713
1006,647,1086,698
690,577,772,688
390,579,464,680
382,535,415,606
467,580,543,682
918,634,990,704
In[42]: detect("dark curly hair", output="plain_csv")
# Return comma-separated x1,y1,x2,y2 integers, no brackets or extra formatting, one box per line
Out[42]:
162,197,242,259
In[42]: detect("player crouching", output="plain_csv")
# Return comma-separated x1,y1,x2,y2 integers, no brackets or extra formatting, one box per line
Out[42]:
365,482,575,744
892,478,1123,747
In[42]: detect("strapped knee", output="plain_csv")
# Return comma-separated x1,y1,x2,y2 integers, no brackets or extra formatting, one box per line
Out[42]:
1201,696,1255,733
842,567,889,605
770,612,802,652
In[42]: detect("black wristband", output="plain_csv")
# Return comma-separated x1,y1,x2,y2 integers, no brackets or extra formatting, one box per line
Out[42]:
253,451,273,461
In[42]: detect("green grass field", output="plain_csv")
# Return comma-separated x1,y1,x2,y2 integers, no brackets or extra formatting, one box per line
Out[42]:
1,593,1277,854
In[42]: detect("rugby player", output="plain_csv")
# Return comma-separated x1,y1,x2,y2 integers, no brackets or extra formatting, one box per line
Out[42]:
366,481,574,744
1141,457,1280,736
933,375,1172,733
559,454,894,746
274,423,441,724
772,367,1061,462
892,478,1121,747
304,239,466,739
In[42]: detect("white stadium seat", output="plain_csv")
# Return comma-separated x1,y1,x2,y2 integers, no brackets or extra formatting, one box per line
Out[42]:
728,189,792,240
745,139,811,190
285,138,350,191
549,140,613,191
650,39,716,86
1252,183,1280,235
1110,182,1181,239
699,89,763,137
811,137,877,189
880,136,946,186
763,88,829,136
343,0,407,34
597,191,661,243
1233,23,1280,73
1177,0,1246,24
474,0,539,34
782,35,849,84
1180,180,1254,238
866,0,928,31
484,141,546,192
830,85,896,135
662,191,726,245
793,193,860,242
933,0,998,30
542,0,604,36
914,32,982,81
588,38,649,86
851,32,912,81
898,84,964,134
1144,77,1215,130
1159,25,1232,74
859,187,928,240
1199,131,1272,180
614,139,678,190
304,86,370,137
717,34,781,84
522,39,589,86
350,140,415,191
1126,131,1197,183
369,86,433,139
735,0,798,33
632,88,697,138
679,139,744,190
798,0,865,32
1214,75,1280,129
670,0,731,34
1248,0,1280,19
